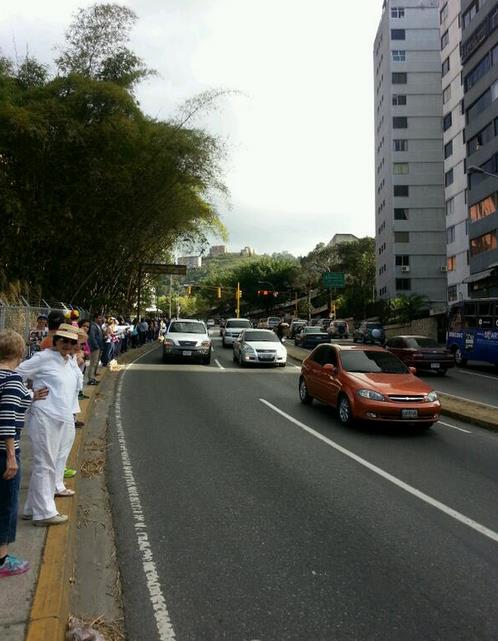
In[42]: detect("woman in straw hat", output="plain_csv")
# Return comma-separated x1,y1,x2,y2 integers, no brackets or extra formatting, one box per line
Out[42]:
0,330,48,577
16,324,82,526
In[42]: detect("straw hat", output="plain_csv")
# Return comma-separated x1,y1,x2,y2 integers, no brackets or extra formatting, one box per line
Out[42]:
54,323,79,341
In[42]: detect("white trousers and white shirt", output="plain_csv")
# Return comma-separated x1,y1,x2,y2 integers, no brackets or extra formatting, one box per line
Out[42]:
17,350,82,520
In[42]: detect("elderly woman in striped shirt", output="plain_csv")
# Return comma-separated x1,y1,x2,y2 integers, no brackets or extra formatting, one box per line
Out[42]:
0,330,48,578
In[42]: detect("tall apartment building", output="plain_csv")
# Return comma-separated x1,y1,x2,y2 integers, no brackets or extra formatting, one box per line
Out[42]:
461,0,498,298
374,0,447,305
440,0,469,303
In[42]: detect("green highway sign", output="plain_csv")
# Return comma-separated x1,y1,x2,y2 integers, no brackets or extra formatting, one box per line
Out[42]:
141,263,187,275
322,272,345,288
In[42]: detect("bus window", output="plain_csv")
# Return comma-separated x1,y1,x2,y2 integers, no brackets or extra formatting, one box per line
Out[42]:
463,302,477,328
478,302,493,329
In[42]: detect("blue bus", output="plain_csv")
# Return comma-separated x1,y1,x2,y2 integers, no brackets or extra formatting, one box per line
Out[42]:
447,298,498,368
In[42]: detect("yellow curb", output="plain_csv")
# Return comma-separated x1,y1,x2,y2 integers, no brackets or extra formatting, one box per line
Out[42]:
285,343,498,432
25,343,159,641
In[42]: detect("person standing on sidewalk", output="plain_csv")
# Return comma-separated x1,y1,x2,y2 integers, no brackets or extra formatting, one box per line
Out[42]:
39,309,66,350
16,325,82,526
0,330,48,577
87,313,104,385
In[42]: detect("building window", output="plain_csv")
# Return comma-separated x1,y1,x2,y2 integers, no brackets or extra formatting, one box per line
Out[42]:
447,225,455,243
446,197,454,216
442,57,450,77
392,50,406,62
445,168,454,187
440,3,448,24
462,2,478,29
395,255,410,266
444,140,453,159
394,231,409,243
394,185,409,197
392,94,407,106
467,80,498,123
447,255,456,271
392,72,407,84
396,278,411,291
467,121,495,154
471,232,497,255
393,139,408,151
391,7,405,18
443,85,451,104
448,285,457,302
443,112,452,131
393,162,409,175
469,193,498,221
393,116,408,128
441,30,449,50
391,29,406,40
464,53,492,92
394,208,408,220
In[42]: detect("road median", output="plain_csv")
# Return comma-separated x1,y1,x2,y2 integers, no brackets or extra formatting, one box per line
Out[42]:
285,342,498,432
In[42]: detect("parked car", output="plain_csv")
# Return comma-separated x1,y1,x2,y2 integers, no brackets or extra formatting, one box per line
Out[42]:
222,318,252,347
162,319,211,365
289,319,307,338
353,321,386,345
385,335,455,375
327,319,350,339
294,326,331,349
265,316,281,330
233,329,287,367
299,344,440,428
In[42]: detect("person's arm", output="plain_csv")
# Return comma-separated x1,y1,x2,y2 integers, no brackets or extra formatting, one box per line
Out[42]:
16,351,43,381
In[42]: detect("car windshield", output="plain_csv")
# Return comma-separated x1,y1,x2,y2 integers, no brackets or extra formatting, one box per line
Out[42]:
367,323,384,330
405,337,439,348
169,322,206,334
226,320,251,328
243,331,279,342
340,350,408,374
305,328,325,334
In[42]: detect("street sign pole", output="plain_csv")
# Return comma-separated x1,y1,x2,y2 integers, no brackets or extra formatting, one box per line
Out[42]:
137,264,143,321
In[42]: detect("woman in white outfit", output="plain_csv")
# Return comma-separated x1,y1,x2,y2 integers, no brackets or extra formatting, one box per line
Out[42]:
16,324,82,526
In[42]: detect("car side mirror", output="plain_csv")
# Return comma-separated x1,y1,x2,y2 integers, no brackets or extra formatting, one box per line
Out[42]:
409,366,417,375
322,363,337,375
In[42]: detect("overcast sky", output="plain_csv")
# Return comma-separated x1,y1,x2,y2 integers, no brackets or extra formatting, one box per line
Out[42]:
0,0,383,257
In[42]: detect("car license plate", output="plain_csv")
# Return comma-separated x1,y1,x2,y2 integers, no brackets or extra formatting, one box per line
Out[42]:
401,409,418,419
182,351,192,356
259,354,274,360
430,363,440,369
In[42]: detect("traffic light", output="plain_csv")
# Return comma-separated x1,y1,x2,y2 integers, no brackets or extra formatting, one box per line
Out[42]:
217,287,222,299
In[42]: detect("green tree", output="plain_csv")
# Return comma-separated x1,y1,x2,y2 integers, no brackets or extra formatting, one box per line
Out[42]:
388,294,430,324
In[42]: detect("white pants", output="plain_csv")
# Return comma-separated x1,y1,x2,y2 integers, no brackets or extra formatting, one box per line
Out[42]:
24,412,75,520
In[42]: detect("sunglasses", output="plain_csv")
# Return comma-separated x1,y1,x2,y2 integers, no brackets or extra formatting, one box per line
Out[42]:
60,338,77,345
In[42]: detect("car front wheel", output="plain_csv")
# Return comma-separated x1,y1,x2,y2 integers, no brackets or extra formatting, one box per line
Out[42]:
299,377,313,404
338,395,353,426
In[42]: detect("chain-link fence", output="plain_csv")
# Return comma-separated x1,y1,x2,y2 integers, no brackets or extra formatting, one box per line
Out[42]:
0,301,89,340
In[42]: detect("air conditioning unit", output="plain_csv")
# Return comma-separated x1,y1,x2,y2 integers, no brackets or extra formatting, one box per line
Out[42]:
440,266,448,272
400,265,410,273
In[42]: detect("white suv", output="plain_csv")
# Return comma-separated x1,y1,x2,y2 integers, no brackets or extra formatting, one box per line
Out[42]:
162,319,211,364
222,318,252,347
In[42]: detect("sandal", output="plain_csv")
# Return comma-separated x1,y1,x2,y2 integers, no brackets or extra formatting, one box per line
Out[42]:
55,488,75,497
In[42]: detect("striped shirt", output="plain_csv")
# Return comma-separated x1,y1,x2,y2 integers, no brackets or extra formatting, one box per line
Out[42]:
0,370,32,452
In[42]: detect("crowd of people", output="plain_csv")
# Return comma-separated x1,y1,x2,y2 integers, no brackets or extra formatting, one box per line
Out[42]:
0,309,164,578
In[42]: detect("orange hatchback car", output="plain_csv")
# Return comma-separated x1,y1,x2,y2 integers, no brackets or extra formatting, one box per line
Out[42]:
299,344,441,429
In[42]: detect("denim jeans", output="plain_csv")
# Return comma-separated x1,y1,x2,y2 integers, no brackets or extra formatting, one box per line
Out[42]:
0,451,21,545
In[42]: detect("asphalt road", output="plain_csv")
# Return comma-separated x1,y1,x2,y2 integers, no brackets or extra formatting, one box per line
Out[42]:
108,337,498,641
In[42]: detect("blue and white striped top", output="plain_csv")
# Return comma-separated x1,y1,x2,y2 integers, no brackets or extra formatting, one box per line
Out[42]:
0,369,32,452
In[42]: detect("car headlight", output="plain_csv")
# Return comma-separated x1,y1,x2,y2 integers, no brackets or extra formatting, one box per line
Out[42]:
242,345,256,353
425,391,438,402
200,340,211,348
357,389,386,401
163,339,175,347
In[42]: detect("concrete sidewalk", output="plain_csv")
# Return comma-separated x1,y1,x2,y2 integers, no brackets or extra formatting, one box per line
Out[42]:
285,342,498,432
0,342,157,641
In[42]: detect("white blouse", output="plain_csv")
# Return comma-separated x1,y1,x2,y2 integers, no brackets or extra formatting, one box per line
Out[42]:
17,350,83,422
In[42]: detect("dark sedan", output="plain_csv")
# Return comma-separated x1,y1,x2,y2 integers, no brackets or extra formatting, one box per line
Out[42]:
295,326,331,349
385,335,455,375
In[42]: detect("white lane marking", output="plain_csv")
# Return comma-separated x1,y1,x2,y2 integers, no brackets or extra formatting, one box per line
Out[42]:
259,399,498,545
116,355,177,641
436,390,498,410
215,359,224,370
438,421,472,434
457,369,498,382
